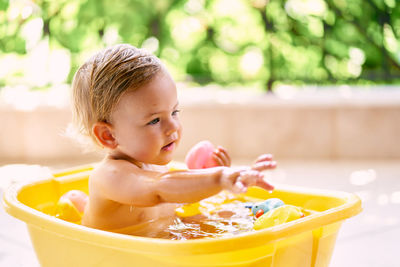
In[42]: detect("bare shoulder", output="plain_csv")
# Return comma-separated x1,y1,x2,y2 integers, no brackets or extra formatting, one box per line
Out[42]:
90,159,139,185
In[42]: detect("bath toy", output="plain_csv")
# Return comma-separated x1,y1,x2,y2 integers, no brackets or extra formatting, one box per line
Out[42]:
60,190,88,213
251,198,285,218
175,202,202,217
253,205,304,230
55,197,82,222
55,190,88,222
185,140,218,169
255,209,264,218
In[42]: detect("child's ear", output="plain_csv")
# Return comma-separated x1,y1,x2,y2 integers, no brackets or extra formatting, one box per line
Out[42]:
92,122,117,149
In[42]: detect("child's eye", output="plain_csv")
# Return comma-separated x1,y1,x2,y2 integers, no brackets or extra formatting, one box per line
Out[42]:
172,110,180,116
147,118,160,125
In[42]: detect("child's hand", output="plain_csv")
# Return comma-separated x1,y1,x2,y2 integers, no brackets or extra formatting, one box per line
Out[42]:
212,146,231,167
219,167,274,194
251,154,277,172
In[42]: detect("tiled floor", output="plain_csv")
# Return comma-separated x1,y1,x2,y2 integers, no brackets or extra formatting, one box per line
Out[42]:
1,159,399,266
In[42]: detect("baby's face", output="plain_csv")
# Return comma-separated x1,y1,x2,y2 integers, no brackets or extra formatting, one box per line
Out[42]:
109,70,182,165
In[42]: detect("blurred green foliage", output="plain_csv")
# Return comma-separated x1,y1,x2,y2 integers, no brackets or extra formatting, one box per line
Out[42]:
1,0,400,91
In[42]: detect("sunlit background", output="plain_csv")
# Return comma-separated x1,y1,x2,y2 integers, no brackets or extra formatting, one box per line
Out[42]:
1,0,399,93
0,1,399,266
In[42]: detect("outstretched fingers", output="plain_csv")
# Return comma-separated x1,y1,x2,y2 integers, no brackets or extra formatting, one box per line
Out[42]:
254,154,273,164
233,170,274,193
219,153,276,194
252,160,277,172
255,178,274,191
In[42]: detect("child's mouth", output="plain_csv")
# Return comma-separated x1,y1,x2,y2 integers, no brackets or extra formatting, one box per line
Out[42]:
162,141,175,151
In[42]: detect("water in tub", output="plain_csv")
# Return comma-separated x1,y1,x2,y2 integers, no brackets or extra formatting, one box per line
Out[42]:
51,190,314,240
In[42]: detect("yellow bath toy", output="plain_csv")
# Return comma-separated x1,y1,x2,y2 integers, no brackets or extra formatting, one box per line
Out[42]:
55,190,88,223
253,205,304,230
175,202,202,217
55,197,82,222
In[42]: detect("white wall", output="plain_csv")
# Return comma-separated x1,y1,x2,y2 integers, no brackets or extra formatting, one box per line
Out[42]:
1,87,399,164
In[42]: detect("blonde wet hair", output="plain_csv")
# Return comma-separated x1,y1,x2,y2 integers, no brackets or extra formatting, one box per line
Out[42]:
70,44,162,148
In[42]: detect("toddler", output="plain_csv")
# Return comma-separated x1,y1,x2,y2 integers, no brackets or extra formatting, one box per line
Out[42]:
71,44,276,237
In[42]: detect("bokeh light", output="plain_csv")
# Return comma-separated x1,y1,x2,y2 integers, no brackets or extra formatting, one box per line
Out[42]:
0,0,399,93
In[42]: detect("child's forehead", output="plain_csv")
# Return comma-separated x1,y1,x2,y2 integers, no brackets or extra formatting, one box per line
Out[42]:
115,72,178,114
126,75,176,101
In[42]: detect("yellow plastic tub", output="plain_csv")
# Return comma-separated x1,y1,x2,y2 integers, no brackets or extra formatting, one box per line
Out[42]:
3,165,361,267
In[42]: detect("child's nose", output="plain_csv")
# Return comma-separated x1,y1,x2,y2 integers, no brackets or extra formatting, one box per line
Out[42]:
165,118,180,136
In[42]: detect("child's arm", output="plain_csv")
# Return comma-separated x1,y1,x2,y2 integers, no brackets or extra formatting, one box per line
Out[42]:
94,160,275,207
156,166,275,203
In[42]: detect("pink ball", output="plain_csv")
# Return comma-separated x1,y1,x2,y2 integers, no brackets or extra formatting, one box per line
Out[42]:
60,190,88,213
185,140,218,169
